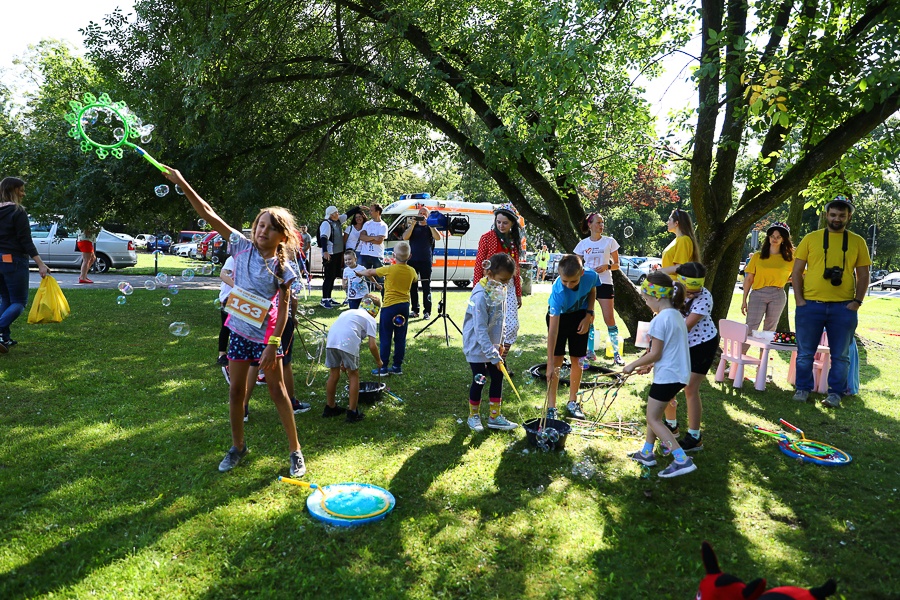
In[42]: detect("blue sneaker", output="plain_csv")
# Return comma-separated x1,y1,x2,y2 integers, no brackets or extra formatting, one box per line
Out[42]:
371,367,389,377
388,365,403,375
218,445,248,472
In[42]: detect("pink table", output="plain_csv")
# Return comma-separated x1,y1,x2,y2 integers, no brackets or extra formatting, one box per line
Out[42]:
744,337,830,393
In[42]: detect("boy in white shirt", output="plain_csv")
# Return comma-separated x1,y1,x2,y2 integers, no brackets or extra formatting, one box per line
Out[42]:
342,249,378,309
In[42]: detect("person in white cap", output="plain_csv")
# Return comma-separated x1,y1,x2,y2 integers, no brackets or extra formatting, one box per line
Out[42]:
318,205,361,308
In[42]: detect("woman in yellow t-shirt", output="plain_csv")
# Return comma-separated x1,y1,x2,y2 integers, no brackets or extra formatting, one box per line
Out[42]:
660,208,701,275
741,222,794,332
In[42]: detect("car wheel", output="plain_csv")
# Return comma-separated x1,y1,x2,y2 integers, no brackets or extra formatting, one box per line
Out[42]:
92,253,111,274
637,274,646,284
453,280,471,288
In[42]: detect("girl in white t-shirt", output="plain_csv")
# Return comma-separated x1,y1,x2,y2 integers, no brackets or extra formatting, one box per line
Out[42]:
623,271,697,478
574,213,623,365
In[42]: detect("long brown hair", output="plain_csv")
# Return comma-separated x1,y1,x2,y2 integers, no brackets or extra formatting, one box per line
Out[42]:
760,228,793,261
669,209,701,263
0,177,25,205
251,207,301,284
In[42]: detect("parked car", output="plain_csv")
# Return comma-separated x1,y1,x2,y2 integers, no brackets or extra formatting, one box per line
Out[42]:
172,242,198,258
197,232,219,261
29,221,137,273
134,233,154,249
625,258,662,284
874,270,900,290
147,234,172,254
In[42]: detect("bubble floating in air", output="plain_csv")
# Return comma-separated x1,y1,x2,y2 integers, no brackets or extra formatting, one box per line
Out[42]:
154,185,169,197
161,297,171,307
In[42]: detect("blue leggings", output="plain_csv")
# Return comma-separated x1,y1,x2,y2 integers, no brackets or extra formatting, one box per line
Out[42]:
379,302,409,368
0,256,30,339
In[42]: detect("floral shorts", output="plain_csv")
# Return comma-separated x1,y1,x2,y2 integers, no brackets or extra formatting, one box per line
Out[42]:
227,332,283,363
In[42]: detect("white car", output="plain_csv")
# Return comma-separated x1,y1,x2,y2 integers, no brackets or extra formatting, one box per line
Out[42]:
172,242,198,258
134,233,155,249
30,221,138,273
626,258,663,284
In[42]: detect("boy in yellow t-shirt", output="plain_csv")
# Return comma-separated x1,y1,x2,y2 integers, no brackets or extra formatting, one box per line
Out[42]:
791,197,870,408
362,241,418,376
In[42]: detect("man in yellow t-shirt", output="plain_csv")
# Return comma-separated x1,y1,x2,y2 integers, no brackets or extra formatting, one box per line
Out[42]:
791,196,871,408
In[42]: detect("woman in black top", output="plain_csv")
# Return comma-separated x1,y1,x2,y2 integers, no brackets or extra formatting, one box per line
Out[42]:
0,177,50,352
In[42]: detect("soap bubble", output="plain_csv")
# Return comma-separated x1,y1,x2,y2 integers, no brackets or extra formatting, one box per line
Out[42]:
211,256,220,264
161,297,171,307
392,314,406,327
229,231,241,244
197,219,207,228
192,234,202,243
624,225,634,238
307,309,315,316
151,250,164,258
154,185,169,197
163,235,173,244
144,280,157,291
113,127,125,141
175,184,185,195
200,264,213,276
117,281,134,295
116,295,126,305
156,273,168,284
474,374,487,385
140,134,152,144
169,322,190,337
167,284,179,295
513,348,523,357
181,269,195,282
482,260,491,269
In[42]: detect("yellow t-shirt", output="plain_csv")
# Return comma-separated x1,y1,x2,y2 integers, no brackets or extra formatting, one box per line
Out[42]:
745,252,794,290
662,236,694,268
375,263,418,307
794,229,871,301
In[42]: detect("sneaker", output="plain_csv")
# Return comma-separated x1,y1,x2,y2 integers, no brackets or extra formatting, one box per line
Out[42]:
322,404,346,418
659,457,697,478
218,445,248,472
6,338,17,348
467,415,484,432
679,433,704,453
216,355,228,367
291,398,312,414
422,313,431,320
345,409,365,423
585,351,597,361
664,421,679,436
410,311,420,318
613,354,625,367
320,299,332,308
627,450,657,467
822,393,842,408
793,389,810,403
488,415,519,430
566,401,585,419
222,365,231,385
371,367,389,377
243,405,249,422
546,407,559,421
388,365,403,375
289,449,307,477
256,372,266,386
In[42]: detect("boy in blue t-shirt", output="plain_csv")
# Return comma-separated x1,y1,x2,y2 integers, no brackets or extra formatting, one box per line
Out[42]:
546,255,599,419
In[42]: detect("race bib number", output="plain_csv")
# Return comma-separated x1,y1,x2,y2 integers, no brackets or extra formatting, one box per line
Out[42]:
224,287,272,329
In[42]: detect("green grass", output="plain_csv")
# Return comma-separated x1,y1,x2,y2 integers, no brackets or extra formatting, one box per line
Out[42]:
1,286,898,598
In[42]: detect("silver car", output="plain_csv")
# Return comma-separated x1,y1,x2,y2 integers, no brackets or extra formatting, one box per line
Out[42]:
29,221,138,273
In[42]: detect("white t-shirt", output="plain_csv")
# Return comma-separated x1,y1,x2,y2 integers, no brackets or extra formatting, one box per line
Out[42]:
574,236,620,285
218,255,236,304
359,220,389,259
647,307,690,385
683,287,718,346
345,225,363,251
326,309,378,355
343,265,369,299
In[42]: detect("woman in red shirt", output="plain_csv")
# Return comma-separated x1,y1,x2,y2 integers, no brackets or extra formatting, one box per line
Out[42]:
473,204,522,359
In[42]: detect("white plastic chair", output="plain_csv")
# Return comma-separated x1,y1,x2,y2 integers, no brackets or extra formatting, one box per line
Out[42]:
715,319,763,389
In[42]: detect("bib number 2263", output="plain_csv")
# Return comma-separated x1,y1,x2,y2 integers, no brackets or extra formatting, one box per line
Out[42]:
224,287,272,329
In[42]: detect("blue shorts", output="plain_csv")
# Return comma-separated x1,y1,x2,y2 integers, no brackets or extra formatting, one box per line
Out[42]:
227,332,283,362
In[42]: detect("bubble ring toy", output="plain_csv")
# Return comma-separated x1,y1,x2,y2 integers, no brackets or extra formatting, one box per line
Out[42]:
278,477,395,527
64,92,167,172
753,418,851,466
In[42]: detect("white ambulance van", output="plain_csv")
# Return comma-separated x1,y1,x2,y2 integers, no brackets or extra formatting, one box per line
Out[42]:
381,194,526,287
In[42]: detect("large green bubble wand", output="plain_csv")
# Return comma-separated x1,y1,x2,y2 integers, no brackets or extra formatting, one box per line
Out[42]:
64,92,167,173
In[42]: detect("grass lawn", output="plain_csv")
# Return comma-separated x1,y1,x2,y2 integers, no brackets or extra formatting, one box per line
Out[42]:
1,285,898,599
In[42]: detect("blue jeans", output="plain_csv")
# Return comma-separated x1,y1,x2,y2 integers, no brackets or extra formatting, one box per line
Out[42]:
360,255,384,293
795,300,858,394
379,302,409,368
0,255,31,339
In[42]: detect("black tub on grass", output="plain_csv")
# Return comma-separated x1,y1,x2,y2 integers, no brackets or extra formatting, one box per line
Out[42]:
345,381,386,403
523,418,572,451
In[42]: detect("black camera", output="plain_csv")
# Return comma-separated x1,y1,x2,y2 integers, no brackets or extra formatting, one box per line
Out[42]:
414,216,425,222
823,266,843,286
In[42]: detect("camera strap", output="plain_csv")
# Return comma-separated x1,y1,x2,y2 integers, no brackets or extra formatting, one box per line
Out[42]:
822,229,848,271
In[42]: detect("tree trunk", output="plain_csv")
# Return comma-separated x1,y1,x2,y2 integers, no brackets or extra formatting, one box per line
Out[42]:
777,193,806,332
612,270,653,340
702,230,746,325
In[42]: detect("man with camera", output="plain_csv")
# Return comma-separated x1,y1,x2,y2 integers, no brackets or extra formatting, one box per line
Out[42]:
402,206,442,319
791,196,870,408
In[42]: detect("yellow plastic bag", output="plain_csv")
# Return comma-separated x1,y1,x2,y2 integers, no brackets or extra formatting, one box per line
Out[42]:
27,276,71,324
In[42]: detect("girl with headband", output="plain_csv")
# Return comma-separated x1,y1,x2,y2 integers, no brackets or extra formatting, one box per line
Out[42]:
574,212,625,367
623,271,697,478
661,262,718,453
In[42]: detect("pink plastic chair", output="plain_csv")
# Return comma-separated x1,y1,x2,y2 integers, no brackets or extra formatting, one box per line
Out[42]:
787,332,830,393
715,319,763,389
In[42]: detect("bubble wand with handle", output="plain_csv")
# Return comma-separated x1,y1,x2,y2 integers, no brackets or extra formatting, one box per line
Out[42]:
64,92,167,173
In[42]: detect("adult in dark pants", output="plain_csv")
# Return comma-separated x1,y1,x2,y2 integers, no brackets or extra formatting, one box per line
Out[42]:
318,205,361,308
0,177,50,353
403,206,441,318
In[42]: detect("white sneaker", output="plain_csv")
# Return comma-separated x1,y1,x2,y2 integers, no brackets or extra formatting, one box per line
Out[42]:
467,415,484,432
488,415,519,431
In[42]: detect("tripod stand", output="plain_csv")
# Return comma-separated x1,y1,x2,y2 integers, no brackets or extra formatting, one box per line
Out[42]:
415,218,464,346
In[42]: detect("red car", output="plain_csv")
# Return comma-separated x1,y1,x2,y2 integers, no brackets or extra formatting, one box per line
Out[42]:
197,232,218,261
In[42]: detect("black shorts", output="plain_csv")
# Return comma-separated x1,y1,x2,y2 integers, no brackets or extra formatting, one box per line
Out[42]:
596,283,614,300
547,310,589,357
649,382,686,403
690,335,719,375
281,315,296,365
